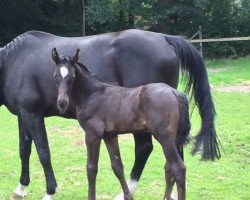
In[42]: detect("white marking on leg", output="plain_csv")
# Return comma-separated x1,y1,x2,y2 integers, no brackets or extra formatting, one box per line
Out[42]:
42,194,53,200
60,66,68,79
114,178,138,200
13,183,27,197
170,183,177,200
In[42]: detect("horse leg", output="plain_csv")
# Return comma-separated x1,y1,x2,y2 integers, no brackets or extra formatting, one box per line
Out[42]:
104,136,133,200
164,163,175,200
19,109,57,200
85,132,101,200
13,117,32,199
115,132,153,199
161,140,186,200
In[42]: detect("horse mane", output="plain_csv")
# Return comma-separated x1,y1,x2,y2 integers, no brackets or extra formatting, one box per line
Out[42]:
1,31,55,66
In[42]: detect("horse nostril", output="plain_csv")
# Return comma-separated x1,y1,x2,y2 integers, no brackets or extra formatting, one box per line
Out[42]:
57,100,68,110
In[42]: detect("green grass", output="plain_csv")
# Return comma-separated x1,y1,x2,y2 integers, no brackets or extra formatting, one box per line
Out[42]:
205,57,250,86
0,57,250,199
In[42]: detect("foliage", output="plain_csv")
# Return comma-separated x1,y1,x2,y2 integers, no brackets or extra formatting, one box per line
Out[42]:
0,0,249,58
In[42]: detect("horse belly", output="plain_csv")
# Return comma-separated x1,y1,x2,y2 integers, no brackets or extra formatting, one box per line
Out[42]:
104,111,147,134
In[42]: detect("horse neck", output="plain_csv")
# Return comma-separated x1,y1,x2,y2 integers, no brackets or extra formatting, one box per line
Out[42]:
71,65,105,105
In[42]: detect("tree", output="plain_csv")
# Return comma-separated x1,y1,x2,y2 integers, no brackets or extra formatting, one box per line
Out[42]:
80,0,86,36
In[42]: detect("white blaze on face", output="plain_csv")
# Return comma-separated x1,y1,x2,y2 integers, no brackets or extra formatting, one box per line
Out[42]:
60,66,68,79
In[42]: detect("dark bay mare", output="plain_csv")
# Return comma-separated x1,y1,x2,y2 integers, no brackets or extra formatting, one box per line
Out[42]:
0,29,220,199
52,48,191,200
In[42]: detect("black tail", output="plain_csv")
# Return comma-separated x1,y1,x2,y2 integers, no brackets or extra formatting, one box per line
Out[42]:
175,91,191,161
165,35,221,160
0,47,3,71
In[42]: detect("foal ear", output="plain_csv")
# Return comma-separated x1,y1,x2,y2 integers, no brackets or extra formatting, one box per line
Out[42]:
73,49,80,62
52,48,59,63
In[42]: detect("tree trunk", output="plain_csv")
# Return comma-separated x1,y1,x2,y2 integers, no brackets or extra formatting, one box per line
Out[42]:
157,0,172,33
128,0,135,28
118,0,127,30
80,0,85,36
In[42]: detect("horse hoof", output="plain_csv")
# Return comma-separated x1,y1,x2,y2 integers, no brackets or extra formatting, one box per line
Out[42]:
42,194,53,200
12,192,26,199
170,192,178,200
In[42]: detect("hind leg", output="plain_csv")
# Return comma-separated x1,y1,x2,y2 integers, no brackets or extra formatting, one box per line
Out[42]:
160,140,186,200
104,136,133,200
115,132,153,199
164,163,175,200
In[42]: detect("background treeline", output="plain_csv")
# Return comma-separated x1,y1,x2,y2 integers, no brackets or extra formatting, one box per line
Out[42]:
0,0,249,58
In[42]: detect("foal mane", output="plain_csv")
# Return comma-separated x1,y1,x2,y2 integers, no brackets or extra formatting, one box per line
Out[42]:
75,62,91,74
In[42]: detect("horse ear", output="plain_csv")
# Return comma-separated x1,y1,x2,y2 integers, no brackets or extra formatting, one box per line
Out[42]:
73,49,80,62
52,48,59,63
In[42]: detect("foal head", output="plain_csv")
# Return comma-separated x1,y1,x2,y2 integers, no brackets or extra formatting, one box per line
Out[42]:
51,48,80,114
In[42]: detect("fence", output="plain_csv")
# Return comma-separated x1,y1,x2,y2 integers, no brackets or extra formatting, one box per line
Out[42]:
189,26,250,57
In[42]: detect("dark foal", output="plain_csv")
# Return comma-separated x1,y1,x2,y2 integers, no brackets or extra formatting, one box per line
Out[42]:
51,48,190,200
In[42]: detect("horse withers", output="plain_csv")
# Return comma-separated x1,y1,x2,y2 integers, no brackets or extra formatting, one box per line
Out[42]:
51,48,191,200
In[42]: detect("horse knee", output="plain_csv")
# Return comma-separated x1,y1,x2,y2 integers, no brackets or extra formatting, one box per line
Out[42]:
87,164,98,181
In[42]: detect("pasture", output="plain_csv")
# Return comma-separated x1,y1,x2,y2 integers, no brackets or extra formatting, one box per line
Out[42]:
0,57,249,200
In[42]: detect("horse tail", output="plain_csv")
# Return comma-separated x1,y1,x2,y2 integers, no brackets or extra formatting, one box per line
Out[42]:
0,47,3,71
174,91,191,161
0,48,3,107
165,35,220,160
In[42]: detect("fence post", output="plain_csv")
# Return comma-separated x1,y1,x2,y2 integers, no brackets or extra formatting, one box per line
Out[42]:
198,26,203,58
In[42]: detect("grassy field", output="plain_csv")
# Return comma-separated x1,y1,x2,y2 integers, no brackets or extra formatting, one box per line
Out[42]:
0,57,249,200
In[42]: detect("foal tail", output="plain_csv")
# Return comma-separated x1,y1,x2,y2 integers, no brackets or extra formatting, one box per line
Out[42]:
174,91,191,160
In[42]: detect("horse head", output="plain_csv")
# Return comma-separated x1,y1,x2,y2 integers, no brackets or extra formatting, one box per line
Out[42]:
51,48,80,114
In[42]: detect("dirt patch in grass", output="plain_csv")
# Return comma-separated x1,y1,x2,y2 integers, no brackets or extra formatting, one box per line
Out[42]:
50,126,82,137
213,81,250,93
207,68,228,73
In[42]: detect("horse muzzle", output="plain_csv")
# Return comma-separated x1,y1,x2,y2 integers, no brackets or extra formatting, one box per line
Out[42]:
57,99,69,114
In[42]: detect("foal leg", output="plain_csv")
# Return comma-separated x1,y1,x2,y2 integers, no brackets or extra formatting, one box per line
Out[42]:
161,141,186,200
85,133,101,200
115,132,153,199
104,136,133,200
13,117,32,198
19,109,57,200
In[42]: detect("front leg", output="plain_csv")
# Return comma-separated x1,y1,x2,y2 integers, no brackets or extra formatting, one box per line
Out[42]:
104,136,133,200
13,117,32,199
85,132,101,200
19,109,57,199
